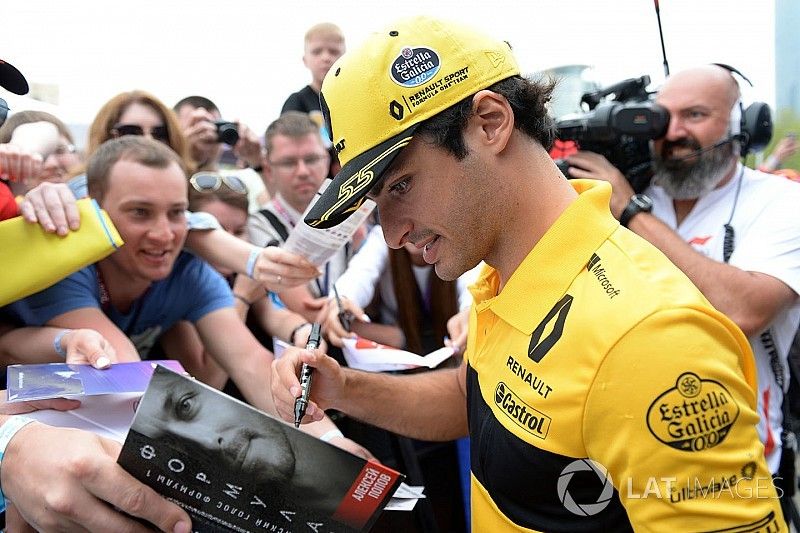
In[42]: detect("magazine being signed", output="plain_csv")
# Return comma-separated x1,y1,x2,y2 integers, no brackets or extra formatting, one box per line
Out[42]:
118,366,404,532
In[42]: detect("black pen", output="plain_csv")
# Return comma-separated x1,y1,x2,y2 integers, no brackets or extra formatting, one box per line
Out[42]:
332,284,353,332
294,323,322,428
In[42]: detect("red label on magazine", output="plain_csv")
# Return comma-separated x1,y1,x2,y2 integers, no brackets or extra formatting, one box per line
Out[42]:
333,461,403,528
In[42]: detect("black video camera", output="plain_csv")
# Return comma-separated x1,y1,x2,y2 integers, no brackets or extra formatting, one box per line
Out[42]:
214,120,239,145
555,76,669,193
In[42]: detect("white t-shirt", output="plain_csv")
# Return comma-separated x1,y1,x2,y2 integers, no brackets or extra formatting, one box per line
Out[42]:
647,164,800,473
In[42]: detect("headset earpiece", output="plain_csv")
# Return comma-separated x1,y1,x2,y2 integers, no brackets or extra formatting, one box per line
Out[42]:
711,63,773,156
742,102,773,153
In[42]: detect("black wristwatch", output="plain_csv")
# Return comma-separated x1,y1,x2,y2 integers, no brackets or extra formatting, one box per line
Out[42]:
618,193,653,227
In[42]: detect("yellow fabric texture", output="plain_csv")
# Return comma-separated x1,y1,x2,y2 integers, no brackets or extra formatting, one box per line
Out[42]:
0,198,123,306
466,179,784,531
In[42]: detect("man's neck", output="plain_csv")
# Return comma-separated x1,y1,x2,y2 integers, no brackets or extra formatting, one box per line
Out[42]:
97,259,151,313
488,149,578,292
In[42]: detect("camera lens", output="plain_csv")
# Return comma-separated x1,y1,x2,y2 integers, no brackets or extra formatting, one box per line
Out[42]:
214,121,239,145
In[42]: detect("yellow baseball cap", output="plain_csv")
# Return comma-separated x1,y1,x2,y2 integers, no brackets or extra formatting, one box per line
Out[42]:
305,16,520,228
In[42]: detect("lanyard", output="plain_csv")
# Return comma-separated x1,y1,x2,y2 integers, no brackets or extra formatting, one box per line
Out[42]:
271,197,298,228
96,266,148,336
317,263,330,298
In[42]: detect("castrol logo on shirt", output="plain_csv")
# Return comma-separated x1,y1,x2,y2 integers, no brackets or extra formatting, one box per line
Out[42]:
646,372,740,452
494,382,552,440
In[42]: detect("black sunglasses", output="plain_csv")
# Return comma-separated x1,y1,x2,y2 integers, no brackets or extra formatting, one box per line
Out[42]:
189,172,248,195
111,123,169,142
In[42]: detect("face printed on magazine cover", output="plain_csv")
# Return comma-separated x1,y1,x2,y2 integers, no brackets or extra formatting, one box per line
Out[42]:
135,372,296,486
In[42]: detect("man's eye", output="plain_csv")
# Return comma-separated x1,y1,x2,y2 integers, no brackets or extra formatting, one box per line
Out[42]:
389,178,410,195
175,394,197,420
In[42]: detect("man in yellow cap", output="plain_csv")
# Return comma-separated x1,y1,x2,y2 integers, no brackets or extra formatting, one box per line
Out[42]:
271,16,785,530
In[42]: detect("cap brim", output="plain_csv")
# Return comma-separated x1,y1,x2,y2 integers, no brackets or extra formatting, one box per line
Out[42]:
0,60,28,95
305,124,419,229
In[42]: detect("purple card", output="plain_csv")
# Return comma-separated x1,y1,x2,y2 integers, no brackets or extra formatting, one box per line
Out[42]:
7,360,185,402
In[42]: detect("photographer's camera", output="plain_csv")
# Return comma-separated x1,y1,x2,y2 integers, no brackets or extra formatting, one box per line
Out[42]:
555,75,669,193
214,120,239,145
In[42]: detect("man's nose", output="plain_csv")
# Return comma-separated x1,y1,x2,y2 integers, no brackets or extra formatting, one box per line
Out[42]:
148,216,175,242
376,205,412,250
295,158,311,176
665,115,688,141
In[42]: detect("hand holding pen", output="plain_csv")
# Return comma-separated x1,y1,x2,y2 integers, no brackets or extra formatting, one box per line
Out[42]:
294,323,322,428
324,285,372,347
332,284,354,332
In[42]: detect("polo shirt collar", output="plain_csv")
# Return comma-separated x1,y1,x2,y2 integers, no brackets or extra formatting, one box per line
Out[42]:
471,179,619,334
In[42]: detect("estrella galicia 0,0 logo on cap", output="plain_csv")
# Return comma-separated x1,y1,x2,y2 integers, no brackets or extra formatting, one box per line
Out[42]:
390,47,441,88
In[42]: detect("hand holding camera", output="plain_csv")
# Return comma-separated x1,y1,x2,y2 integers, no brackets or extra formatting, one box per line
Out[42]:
229,121,263,168
213,119,239,145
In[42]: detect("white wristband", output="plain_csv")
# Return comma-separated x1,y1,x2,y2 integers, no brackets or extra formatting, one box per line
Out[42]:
245,247,260,278
53,329,73,359
319,429,344,443
0,416,36,513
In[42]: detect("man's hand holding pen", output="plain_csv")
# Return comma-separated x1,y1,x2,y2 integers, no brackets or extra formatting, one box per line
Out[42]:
272,328,348,427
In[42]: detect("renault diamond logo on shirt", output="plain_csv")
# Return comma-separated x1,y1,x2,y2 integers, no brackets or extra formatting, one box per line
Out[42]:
528,294,573,363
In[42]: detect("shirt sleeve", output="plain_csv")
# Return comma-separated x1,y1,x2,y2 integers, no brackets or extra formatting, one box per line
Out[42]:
187,210,222,231
731,179,800,296
67,173,87,199
334,225,387,308
19,266,101,325
584,307,784,530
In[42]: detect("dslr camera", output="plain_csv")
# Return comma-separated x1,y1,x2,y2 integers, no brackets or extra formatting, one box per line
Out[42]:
555,75,669,193
213,120,239,145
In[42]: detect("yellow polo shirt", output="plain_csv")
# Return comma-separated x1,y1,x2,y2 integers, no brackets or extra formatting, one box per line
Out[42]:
466,180,784,532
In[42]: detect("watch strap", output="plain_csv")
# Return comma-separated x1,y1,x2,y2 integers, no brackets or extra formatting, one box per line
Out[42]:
619,195,651,228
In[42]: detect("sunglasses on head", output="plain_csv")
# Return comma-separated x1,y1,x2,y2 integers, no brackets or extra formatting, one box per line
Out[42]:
111,123,169,142
189,172,248,195
0,98,8,127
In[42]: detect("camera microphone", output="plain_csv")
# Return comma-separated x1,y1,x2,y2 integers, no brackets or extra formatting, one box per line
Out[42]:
668,134,743,162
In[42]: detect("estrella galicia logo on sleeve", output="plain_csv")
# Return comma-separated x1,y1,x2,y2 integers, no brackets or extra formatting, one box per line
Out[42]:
646,372,739,452
528,294,573,363
390,47,441,87
494,382,551,439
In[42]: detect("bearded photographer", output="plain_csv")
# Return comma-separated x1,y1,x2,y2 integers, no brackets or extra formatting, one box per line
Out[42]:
568,65,800,495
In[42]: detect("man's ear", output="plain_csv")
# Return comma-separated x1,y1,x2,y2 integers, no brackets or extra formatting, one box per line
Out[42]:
466,90,514,155
262,162,276,186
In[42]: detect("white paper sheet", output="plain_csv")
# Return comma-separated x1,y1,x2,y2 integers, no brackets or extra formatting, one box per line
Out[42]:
342,337,455,372
282,180,376,267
